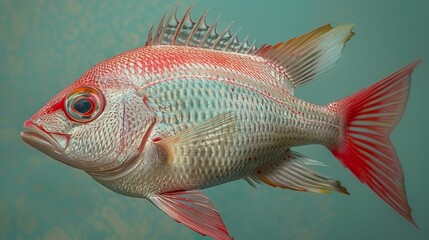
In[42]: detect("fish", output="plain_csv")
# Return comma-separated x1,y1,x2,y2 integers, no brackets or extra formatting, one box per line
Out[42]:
21,2,420,239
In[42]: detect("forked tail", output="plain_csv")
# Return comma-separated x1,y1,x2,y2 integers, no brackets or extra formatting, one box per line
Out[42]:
328,60,421,225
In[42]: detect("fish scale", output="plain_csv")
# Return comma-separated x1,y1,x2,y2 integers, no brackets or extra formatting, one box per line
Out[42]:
21,3,420,239
143,71,339,189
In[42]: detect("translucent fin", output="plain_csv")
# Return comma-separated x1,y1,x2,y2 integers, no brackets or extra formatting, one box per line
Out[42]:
151,190,233,240
247,150,349,194
329,60,421,225
154,113,237,162
255,24,355,90
243,176,257,188
146,2,257,54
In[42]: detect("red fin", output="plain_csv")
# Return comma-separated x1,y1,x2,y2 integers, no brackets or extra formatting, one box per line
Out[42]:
329,60,421,225
151,190,233,240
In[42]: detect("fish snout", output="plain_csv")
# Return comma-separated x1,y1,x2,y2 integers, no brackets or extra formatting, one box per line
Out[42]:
21,120,69,154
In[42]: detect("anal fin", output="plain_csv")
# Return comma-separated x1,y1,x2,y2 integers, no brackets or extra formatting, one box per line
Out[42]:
247,150,349,194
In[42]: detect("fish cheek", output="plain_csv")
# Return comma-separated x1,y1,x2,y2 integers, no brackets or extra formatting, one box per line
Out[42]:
65,96,125,169
64,88,154,171
120,90,157,160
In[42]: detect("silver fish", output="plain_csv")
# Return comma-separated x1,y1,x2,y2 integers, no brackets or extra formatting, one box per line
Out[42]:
21,3,420,239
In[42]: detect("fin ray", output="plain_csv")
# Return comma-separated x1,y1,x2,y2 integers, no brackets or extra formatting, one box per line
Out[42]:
147,3,257,54
151,190,232,240
146,3,353,91
247,150,349,194
154,113,237,161
255,24,355,90
330,60,421,225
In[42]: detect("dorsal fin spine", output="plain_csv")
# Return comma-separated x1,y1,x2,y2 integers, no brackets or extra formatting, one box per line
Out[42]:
245,39,256,54
224,27,242,51
199,14,220,48
211,21,234,50
153,13,166,45
160,2,179,45
236,36,250,53
185,8,209,46
146,25,154,46
147,3,258,54
172,3,194,45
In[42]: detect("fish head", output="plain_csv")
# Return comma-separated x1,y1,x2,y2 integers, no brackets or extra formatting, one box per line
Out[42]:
21,66,155,173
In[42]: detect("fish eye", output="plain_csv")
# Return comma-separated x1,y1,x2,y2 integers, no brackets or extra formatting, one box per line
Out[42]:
73,97,93,114
72,97,94,115
65,86,104,123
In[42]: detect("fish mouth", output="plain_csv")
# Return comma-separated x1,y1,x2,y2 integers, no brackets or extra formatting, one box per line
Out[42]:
20,120,69,155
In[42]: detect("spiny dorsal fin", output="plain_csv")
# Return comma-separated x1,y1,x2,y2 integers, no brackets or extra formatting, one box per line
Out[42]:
146,3,354,91
146,2,257,54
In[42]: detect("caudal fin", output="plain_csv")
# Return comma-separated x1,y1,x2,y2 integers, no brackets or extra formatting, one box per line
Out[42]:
329,60,421,225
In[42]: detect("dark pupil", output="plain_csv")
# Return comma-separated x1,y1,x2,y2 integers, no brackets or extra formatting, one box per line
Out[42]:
73,98,92,114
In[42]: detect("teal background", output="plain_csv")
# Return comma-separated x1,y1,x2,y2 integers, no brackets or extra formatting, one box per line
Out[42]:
1,0,428,239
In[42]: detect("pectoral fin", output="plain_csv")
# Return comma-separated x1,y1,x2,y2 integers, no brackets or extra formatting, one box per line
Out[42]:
154,113,237,162
150,190,233,240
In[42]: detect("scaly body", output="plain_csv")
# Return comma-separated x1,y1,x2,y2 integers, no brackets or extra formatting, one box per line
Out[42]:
21,3,419,240
93,45,340,196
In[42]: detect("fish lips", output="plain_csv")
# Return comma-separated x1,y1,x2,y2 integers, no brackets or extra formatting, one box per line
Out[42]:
20,120,69,159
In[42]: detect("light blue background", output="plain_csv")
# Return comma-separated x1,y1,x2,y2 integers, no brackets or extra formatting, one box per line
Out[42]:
1,0,428,239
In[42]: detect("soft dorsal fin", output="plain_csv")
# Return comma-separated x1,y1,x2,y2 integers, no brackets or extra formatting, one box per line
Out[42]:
146,2,257,54
255,24,355,89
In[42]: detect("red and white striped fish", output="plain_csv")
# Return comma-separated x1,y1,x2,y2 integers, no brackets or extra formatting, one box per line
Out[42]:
21,3,420,239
